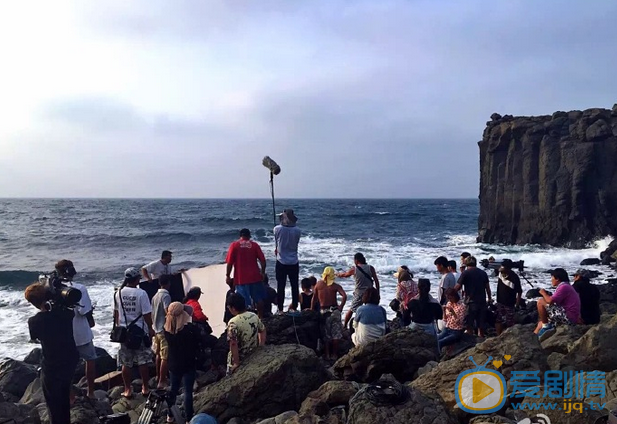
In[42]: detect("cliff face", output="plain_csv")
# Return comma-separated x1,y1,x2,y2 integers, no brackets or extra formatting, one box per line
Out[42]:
478,105,617,248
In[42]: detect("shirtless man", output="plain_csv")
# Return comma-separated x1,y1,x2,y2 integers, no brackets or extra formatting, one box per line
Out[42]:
312,267,347,360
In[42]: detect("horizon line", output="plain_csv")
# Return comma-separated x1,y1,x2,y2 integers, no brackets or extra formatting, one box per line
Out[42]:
0,196,479,201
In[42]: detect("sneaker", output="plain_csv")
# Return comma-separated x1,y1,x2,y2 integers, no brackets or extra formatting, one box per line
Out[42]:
537,324,556,339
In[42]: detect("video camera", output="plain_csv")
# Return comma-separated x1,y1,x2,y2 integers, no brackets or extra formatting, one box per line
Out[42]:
480,258,525,272
38,270,82,310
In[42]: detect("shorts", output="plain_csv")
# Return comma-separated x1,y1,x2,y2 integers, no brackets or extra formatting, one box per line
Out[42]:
350,290,367,312
77,341,97,361
465,302,487,330
118,343,153,368
320,309,343,341
236,282,265,307
153,333,169,360
495,303,516,327
547,304,573,326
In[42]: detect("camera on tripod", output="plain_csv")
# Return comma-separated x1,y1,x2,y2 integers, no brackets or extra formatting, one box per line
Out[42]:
38,270,82,310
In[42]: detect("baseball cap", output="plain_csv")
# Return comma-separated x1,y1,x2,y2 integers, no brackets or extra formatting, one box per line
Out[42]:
188,287,203,294
573,269,591,278
124,267,141,279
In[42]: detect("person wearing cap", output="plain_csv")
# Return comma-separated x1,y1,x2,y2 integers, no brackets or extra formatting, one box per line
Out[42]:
352,287,387,347
534,268,581,337
274,209,302,312
55,259,97,398
114,267,155,398
141,250,174,282
151,274,172,389
312,267,347,360
225,229,267,317
572,269,600,325
183,287,209,323
164,302,200,423
495,260,522,335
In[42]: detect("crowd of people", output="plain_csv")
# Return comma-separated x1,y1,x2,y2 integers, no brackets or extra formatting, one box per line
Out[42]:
22,208,604,424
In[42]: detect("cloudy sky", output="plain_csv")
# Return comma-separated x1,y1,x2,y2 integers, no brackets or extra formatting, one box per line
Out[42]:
1,1,615,198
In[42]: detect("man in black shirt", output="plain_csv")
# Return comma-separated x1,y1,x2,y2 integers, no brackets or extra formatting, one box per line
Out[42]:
26,283,79,424
495,261,522,335
454,256,492,337
572,269,600,325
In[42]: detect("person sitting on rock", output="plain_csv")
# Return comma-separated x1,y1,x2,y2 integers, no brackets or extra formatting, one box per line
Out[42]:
394,267,418,314
572,269,600,325
495,260,522,335
438,288,467,354
226,293,266,374
312,267,347,360
403,279,442,336
534,268,581,338
352,287,387,346
299,278,314,311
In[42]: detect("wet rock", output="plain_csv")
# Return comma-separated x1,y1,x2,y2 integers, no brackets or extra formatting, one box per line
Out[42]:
194,344,329,423
580,258,601,266
333,329,438,383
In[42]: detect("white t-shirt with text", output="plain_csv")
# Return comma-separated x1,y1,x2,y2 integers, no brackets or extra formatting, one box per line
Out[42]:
114,286,151,330
72,282,94,346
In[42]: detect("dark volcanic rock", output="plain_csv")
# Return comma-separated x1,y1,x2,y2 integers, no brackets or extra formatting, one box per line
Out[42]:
194,344,329,424
333,329,438,383
262,311,321,350
477,107,617,247
0,359,38,399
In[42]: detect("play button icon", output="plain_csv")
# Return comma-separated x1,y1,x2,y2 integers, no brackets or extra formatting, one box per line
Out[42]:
473,377,495,403
455,370,505,413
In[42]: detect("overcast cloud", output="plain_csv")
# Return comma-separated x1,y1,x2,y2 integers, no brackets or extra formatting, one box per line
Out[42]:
1,1,616,198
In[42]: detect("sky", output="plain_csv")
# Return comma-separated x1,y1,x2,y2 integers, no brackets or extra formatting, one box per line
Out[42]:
0,1,616,199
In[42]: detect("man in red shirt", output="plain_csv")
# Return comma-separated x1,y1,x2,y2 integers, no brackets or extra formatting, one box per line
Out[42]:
226,229,267,318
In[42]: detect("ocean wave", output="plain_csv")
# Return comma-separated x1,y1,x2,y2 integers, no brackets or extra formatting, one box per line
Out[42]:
0,270,43,287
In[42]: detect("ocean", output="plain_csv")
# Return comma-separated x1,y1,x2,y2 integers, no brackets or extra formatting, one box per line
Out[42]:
0,198,613,360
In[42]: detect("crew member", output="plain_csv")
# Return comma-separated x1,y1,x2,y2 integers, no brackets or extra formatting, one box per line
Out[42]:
274,209,302,312
141,250,173,282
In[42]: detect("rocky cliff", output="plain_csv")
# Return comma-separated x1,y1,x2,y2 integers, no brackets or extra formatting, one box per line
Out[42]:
478,104,617,247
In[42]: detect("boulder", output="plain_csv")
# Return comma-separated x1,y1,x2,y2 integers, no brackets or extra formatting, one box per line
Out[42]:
36,396,113,424
23,349,43,366
546,352,566,370
441,333,481,360
20,377,44,406
0,359,38,399
564,313,617,371
255,411,299,424
347,374,458,424
540,324,590,354
413,325,548,414
194,344,329,423
600,302,617,316
263,311,321,351
580,258,601,266
0,401,40,424
299,381,360,416
333,329,438,383
73,347,118,383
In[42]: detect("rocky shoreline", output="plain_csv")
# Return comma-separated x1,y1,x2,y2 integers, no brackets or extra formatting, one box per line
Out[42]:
3,281,617,424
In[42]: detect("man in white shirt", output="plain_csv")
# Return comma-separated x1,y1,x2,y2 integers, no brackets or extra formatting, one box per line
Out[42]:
114,267,155,398
55,260,97,398
151,274,172,389
141,250,173,282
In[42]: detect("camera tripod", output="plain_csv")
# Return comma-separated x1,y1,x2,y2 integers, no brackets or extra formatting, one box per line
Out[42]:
137,390,183,424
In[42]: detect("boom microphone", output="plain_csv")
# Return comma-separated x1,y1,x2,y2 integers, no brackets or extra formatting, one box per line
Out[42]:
262,156,281,175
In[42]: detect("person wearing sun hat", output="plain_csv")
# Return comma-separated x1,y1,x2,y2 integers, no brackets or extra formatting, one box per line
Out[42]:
312,267,347,360
274,209,302,312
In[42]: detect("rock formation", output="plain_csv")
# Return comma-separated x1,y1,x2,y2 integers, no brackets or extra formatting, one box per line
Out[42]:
478,105,617,247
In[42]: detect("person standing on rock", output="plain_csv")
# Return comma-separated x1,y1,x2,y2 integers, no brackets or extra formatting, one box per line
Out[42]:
114,267,155,398
435,256,456,305
151,274,172,389
55,259,97,398
494,260,522,335
141,250,174,282
534,268,581,337
460,252,471,273
25,282,79,424
312,267,347,360
454,256,492,337
338,252,380,329
226,292,266,374
448,260,460,283
572,269,600,325
274,209,302,312
226,229,267,318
